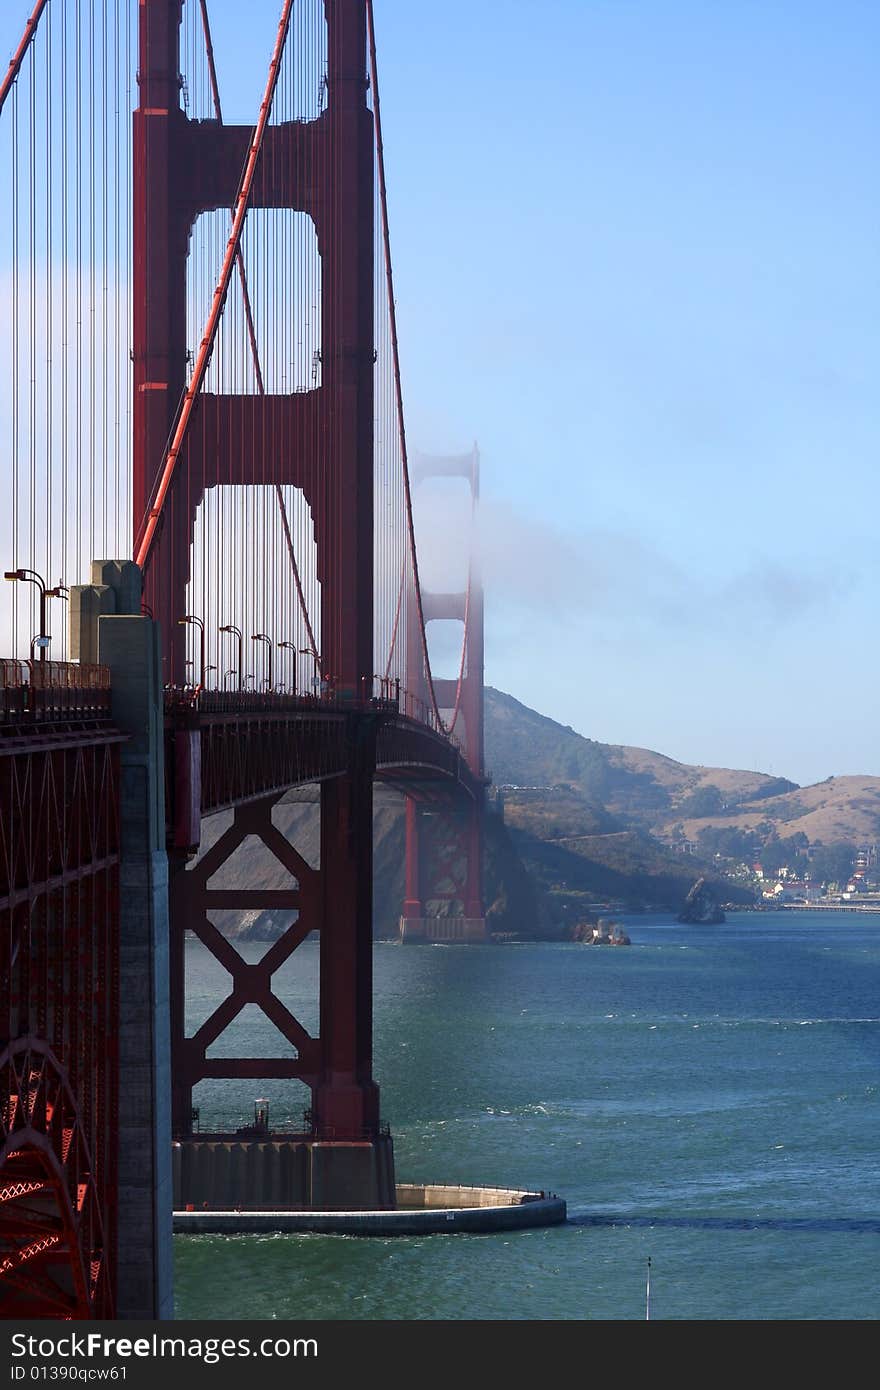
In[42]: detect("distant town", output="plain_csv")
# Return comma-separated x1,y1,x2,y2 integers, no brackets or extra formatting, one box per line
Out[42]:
675,838,880,910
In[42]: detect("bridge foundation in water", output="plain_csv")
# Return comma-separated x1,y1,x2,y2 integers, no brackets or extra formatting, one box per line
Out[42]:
399,918,487,943
173,1135,396,1212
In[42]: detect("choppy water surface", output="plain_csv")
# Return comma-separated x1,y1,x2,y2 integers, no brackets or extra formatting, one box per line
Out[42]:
174,912,880,1320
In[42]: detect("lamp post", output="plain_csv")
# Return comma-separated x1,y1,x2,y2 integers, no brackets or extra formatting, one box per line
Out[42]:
278,640,297,694
44,583,68,661
251,633,273,691
300,647,320,695
178,615,205,689
219,624,243,691
4,568,66,661
223,668,237,689
205,663,217,690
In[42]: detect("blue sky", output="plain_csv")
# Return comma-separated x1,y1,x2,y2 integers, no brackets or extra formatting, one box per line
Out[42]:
3,1,878,785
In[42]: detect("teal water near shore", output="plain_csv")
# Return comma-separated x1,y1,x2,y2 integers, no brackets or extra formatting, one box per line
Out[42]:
173,912,880,1320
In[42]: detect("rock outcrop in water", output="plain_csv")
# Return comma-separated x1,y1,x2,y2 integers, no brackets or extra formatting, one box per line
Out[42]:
678,876,725,924
572,917,631,945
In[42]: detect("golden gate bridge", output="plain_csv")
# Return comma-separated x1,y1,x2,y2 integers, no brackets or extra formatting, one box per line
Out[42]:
0,0,492,1317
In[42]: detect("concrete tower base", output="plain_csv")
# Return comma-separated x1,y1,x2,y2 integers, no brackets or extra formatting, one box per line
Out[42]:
172,1135,397,1212
399,917,488,943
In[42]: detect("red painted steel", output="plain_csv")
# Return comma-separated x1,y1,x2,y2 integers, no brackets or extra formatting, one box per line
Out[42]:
0,0,490,1312
136,1,384,1142
164,688,478,834
133,0,376,696
0,670,122,1316
169,791,319,1135
0,661,113,729
133,0,295,572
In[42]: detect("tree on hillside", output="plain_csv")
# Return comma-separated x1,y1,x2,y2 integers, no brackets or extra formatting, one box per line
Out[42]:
696,825,760,862
809,842,855,888
760,832,810,877
678,785,725,818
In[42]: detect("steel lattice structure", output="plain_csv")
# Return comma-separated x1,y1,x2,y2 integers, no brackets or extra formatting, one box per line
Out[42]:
0,663,122,1317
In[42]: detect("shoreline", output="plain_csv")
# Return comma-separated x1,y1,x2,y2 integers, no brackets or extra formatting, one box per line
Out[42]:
726,903,880,915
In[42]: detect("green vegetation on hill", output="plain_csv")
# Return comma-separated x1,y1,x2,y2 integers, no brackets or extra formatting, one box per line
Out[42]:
486,688,614,801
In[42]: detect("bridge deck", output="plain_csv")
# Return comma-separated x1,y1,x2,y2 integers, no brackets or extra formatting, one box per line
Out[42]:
164,690,481,837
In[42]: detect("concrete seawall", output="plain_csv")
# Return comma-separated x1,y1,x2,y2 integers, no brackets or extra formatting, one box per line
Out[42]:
173,1183,566,1235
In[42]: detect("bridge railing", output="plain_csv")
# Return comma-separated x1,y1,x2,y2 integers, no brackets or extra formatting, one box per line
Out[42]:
0,659,112,726
163,675,458,744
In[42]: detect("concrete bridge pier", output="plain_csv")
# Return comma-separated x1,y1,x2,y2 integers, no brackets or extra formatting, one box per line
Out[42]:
71,562,174,1316
98,610,174,1320
67,569,177,1317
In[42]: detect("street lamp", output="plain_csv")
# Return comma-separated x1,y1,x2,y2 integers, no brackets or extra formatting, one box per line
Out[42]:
251,633,273,691
219,624,243,691
178,615,205,688
4,568,66,661
223,668,237,689
205,663,217,689
300,647,320,694
278,640,297,694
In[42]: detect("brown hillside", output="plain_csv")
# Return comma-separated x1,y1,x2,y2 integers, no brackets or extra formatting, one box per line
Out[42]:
486,687,784,824
603,744,779,810
671,776,880,845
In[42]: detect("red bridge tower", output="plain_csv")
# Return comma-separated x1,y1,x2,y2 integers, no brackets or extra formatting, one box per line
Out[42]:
134,0,392,1209
400,446,487,943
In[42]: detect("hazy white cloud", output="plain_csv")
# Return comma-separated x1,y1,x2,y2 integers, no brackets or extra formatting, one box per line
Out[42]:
413,486,856,639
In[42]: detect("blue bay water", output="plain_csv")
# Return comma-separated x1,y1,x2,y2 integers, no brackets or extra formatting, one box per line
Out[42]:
174,912,880,1320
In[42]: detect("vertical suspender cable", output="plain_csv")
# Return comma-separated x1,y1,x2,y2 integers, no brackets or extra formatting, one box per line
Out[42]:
366,0,444,727
196,0,319,669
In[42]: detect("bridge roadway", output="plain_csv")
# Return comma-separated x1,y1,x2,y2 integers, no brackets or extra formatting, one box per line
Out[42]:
164,686,481,845
1,666,481,831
